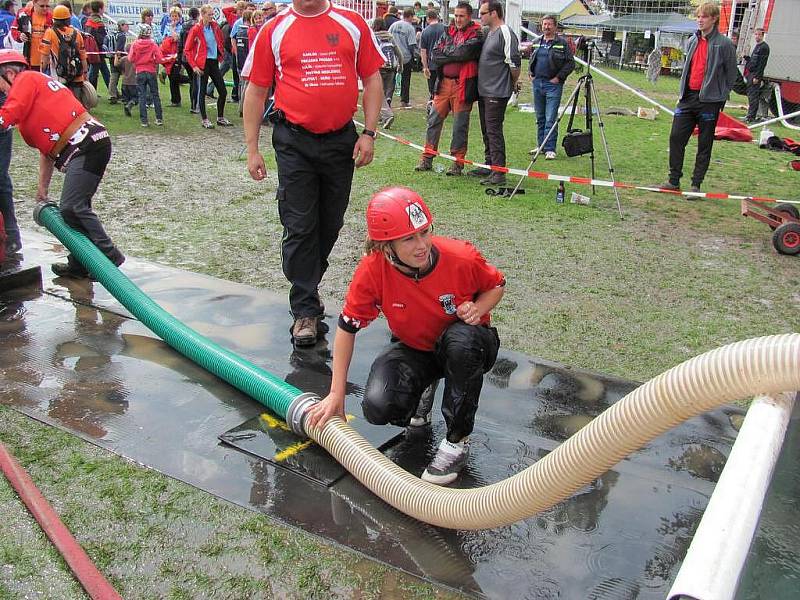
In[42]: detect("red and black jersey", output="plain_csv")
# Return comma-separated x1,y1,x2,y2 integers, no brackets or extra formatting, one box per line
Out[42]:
341,237,505,352
0,70,86,155
242,3,384,134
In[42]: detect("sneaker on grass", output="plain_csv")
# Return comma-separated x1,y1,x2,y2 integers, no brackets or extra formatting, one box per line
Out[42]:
421,438,469,485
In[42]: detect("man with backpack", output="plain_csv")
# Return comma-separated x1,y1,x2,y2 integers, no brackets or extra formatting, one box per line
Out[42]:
40,4,86,102
372,17,403,129
83,0,110,95
388,7,417,108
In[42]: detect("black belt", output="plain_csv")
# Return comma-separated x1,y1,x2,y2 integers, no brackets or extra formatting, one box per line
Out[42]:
271,110,351,138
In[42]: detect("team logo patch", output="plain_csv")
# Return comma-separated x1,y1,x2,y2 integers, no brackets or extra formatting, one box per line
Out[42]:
391,302,405,309
406,202,428,229
438,294,456,315
327,33,339,46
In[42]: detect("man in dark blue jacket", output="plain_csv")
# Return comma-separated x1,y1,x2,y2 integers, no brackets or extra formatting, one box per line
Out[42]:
528,14,574,160
662,2,736,194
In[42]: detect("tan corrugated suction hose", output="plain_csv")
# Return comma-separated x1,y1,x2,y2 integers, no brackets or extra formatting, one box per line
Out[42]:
306,334,800,530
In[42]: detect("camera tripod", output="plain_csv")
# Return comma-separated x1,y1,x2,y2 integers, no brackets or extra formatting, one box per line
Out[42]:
508,43,623,218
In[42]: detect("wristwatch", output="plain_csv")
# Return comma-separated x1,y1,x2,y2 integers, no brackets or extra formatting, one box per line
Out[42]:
361,128,377,139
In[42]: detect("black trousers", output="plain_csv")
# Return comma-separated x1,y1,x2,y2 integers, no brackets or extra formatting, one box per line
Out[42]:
668,91,724,187
272,119,357,318
199,59,226,120
478,96,510,170
186,63,198,110
746,76,768,120
362,322,500,443
168,64,183,105
400,61,412,104
59,139,124,269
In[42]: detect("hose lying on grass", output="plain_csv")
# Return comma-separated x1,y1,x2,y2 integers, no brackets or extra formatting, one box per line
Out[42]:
36,202,800,530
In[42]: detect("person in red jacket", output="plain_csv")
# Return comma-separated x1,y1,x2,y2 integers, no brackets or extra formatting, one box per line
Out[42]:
10,0,53,70
305,187,504,486
183,4,231,129
128,24,165,127
0,49,124,278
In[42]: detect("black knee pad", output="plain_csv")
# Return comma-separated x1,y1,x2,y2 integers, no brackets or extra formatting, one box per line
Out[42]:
437,322,499,378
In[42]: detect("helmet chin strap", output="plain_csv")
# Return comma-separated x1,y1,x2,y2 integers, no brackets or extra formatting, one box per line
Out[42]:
387,249,420,274
386,245,434,280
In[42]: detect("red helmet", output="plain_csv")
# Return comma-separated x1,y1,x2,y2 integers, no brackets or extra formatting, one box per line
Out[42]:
366,187,433,241
0,49,28,69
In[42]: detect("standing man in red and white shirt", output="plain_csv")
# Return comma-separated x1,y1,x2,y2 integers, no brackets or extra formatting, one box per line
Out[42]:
242,0,384,347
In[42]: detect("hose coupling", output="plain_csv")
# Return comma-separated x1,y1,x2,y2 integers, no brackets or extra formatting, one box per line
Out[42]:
286,392,320,437
33,202,59,226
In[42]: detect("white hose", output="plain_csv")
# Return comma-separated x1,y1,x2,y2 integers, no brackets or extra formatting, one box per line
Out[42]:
306,334,800,530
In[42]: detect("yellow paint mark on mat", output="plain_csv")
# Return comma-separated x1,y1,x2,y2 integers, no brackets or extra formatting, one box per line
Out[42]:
260,413,290,431
258,413,355,462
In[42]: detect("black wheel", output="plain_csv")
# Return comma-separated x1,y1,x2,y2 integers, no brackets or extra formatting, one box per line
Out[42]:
769,203,800,230
485,188,497,196
772,222,800,255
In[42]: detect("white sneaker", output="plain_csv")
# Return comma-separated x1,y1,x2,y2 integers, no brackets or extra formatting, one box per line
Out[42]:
421,438,469,485
545,151,557,160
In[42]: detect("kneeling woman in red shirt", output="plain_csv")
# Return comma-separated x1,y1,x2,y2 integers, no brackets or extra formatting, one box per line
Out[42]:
0,50,124,278
305,187,504,485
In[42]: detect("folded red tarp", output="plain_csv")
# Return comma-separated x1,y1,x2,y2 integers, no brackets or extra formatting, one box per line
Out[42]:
693,111,753,142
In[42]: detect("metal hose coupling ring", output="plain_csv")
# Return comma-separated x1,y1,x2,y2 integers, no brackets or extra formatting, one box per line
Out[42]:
286,392,320,437
33,202,60,226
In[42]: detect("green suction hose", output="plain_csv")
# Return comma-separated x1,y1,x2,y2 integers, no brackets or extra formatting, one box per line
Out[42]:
34,203,308,421
37,203,800,530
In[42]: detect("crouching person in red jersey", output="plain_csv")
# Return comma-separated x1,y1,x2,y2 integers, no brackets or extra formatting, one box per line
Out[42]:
305,187,505,485
0,49,124,279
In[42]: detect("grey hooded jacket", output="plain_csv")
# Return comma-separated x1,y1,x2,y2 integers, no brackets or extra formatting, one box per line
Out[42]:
679,27,737,103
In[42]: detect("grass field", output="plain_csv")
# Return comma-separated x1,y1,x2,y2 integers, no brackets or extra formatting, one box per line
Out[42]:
2,64,799,599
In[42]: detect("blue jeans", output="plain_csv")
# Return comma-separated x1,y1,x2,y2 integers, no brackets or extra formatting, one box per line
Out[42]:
533,78,564,153
137,72,162,124
0,127,20,251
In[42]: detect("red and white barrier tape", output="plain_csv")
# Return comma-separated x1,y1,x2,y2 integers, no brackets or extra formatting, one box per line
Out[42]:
354,119,799,205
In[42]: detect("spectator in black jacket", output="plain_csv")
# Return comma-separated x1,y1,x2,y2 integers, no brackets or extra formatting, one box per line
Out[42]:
83,0,110,93
744,27,770,123
179,6,199,113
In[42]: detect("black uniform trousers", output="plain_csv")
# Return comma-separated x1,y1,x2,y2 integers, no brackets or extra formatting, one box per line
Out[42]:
668,90,724,188
478,96,510,170
272,119,357,319
362,321,500,443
